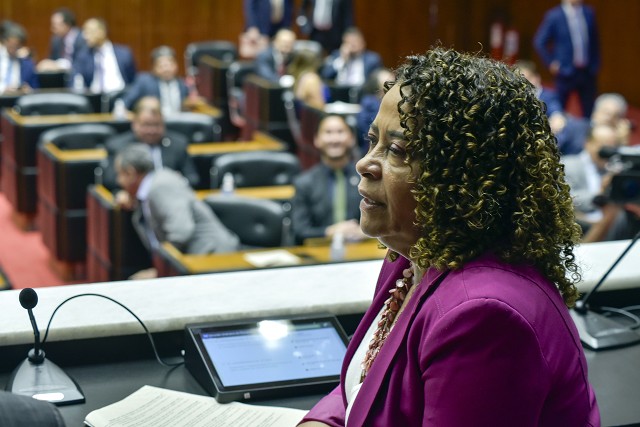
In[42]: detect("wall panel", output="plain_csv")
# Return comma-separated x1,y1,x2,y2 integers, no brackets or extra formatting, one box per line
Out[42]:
1,0,639,105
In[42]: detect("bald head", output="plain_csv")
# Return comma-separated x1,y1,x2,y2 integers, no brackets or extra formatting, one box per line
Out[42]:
273,29,296,57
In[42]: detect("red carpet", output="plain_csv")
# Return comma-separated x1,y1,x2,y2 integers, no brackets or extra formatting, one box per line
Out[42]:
0,194,65,289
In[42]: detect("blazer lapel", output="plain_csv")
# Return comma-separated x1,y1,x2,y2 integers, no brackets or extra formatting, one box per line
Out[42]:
348,264,449,427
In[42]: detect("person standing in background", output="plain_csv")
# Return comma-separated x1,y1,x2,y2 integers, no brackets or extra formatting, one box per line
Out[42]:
73,17,136,93
241,0,294,58
297,0,354,54
37,8,86,72
534,0,600,118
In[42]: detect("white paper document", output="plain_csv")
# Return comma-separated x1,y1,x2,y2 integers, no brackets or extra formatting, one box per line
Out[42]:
243,250,302,267
84,385,307,427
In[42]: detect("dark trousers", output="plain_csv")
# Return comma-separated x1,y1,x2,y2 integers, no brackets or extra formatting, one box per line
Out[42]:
555,68,597,118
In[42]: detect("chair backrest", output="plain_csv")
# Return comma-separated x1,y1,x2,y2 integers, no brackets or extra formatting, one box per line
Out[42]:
210,151,301,189
203,195,292,248
15,92,93,116
164,112,221,143
38,123,117,150
226,60,257,128
185,40,238,76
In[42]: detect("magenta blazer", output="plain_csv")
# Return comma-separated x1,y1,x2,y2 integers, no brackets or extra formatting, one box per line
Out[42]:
301,253,600,426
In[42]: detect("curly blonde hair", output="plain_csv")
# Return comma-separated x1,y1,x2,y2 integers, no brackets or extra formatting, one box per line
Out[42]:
391,48,581,306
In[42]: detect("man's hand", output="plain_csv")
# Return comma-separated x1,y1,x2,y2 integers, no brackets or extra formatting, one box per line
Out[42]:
129,268,158,280
115,190,135,210
549,60,560,76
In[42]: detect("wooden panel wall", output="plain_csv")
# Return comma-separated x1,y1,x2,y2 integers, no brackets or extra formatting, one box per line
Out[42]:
2,0,639,105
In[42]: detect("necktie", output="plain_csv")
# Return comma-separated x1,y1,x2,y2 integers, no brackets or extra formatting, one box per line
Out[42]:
333,169,347,223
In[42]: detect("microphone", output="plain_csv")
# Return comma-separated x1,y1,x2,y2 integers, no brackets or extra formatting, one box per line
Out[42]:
7,288,85,405
19,288,44,364
570,231,640,350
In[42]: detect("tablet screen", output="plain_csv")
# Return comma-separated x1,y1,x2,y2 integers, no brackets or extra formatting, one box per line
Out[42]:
186,315,349,401
201,319,346,387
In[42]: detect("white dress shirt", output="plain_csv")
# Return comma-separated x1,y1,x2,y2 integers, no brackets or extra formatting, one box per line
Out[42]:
91,41,126,93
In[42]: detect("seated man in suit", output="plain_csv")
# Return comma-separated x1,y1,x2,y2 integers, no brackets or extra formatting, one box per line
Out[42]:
37,7,86,72
320,27,382,87
115,143,240,279
102,96,199,204
255,28,296,83
562,124,621,226
73,17,136,93
0,390,65,427
292,114,364,244
0,22,39,94
122,45,189,114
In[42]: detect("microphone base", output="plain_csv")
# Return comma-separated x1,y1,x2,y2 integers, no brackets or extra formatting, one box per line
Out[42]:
6,356,85,405
570,308,640,351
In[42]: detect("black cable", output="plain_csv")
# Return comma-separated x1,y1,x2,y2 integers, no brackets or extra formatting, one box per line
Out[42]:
41,293,183,367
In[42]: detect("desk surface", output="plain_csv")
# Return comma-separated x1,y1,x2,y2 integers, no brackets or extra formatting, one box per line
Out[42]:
161,239,386,275
1,340,639,426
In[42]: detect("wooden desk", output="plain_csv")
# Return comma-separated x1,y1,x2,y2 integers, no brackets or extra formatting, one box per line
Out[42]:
243,75,293,149
0,110,130,226
155,239,386,276
86,134,291,282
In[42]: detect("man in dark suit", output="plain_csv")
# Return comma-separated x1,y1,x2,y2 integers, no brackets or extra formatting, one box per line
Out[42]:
0,22,39,93
0,391,65,427
72,17,136,93
321,27,383,87
102,96,199,200
115,143,240,279
37,7,86,72
255,28,297,82
534,0,600,118
244,0,294,38
297,0,354,53
122,46,189,114
292,114,364,244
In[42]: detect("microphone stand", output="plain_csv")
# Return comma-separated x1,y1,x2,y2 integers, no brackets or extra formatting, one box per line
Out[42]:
7,289,85,405
570,230,640,350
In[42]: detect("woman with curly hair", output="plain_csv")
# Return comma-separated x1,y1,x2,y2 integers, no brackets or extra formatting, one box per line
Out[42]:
298,47,599,427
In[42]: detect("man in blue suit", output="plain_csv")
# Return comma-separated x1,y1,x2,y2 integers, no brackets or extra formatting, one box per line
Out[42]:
244,0,293,38
321,27,383,87
73,18,136,93
0,22,39,93
122,46,188,114
534,0,600,118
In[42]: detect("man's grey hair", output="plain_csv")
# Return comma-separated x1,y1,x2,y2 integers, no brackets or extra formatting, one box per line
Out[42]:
116,143,155,174
594,93,628,117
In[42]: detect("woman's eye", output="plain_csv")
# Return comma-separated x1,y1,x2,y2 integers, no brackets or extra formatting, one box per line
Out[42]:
388,143,405,156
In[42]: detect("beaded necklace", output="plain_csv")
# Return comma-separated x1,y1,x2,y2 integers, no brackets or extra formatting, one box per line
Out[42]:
360,264,415,382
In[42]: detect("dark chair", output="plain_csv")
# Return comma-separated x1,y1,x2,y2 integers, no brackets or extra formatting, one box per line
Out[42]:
185,40,238,77
38,123,116,151
226,60,257,129
165,112,221,143
210,151,300,189
14,92,92,115
37,124,117,263
204,195,292,248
